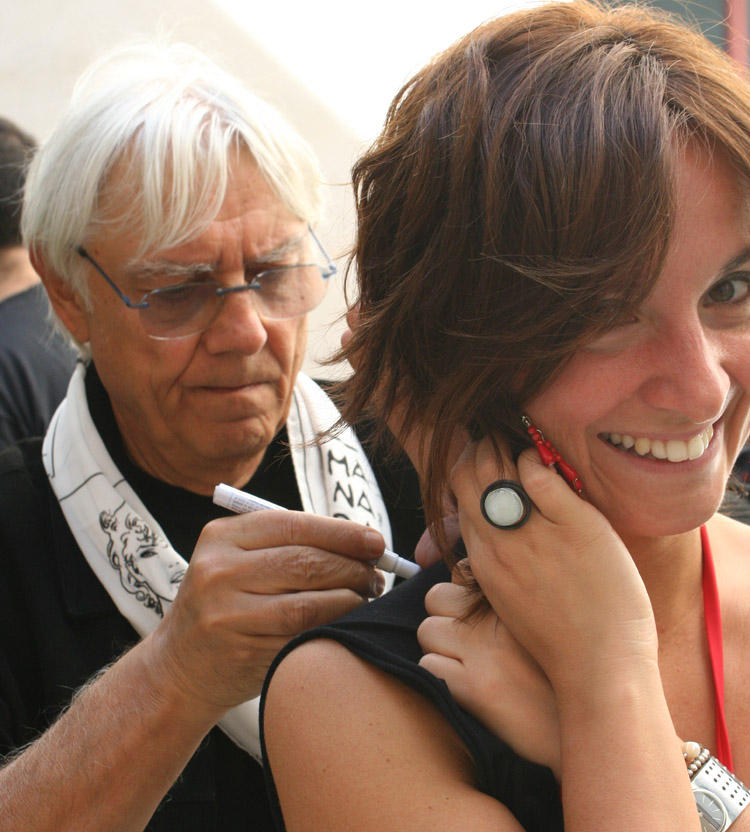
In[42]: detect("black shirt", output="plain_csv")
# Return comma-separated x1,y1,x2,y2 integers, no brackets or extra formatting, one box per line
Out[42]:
0,285,76,451
261,561,563,832
0,366,424,831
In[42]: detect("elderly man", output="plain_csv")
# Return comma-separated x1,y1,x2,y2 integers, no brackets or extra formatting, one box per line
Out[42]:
0,45,423,830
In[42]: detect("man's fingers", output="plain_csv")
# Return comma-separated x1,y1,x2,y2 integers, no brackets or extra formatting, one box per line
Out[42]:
186,543,386,599
226,587,371,638
414,515,461,568
201,510,385,561
241,546,386,597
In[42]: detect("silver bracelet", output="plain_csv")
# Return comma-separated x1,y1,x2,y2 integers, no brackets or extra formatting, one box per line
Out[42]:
684,742,750,831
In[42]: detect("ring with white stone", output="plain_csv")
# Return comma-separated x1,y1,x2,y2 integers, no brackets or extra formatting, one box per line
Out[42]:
480,480,532,530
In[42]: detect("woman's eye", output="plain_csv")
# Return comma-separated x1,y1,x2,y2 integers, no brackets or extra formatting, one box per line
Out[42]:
706,274,750,304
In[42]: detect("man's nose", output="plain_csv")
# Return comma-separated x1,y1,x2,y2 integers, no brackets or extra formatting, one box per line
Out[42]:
201,286,268,355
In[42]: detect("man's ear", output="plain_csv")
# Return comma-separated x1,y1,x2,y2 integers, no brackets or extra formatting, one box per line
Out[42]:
30,248,90,343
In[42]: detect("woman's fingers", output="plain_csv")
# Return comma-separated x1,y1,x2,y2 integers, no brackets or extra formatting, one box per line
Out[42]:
417,584,562,778
415,515,462,568
423,579,474,616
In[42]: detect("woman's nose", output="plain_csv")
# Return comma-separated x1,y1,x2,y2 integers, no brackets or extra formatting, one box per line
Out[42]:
639,322,730,423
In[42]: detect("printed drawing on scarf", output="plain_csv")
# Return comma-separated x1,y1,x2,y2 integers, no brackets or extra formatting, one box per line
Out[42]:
99,506,186,617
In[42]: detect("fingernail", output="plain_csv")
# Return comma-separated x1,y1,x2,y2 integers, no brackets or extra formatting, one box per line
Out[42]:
365,530,385,555
371,571,386,597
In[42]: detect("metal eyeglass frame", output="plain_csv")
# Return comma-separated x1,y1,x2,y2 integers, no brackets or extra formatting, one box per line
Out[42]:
75,225,337,338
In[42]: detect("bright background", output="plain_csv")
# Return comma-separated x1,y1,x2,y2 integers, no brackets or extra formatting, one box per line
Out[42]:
1,0,743,374
0,0,548,376
213,1,531,142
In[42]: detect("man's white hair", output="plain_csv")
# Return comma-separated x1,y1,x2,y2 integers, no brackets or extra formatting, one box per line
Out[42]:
22,42,324,305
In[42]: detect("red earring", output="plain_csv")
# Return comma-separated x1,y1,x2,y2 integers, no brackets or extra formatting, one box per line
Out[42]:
521,415,583,495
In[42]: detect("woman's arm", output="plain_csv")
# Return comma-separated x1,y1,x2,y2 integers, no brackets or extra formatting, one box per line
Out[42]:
264,638,527,832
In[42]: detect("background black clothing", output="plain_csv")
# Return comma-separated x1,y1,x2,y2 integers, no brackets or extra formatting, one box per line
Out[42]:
0,284,76,450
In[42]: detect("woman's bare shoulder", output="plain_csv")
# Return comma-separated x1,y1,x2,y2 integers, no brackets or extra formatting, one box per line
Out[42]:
264,637,524,832
265,636,464,756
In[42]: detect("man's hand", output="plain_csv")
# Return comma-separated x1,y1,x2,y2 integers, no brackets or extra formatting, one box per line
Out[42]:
148,509,387,718
0,508,387,832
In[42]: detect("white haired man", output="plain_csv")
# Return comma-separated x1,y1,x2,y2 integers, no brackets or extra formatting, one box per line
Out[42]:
0,45,423,830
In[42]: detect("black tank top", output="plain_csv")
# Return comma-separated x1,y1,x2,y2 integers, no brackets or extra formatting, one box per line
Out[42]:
261,560,564,831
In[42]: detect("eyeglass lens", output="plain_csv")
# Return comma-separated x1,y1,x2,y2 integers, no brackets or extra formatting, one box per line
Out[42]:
142,264,327,339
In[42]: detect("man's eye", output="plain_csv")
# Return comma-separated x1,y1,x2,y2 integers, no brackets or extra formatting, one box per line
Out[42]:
707,275,750,304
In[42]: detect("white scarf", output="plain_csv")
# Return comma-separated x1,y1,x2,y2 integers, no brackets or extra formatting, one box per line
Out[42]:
42,363,392,763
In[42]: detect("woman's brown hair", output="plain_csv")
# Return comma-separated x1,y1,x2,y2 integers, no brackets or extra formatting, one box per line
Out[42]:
336,0,750,546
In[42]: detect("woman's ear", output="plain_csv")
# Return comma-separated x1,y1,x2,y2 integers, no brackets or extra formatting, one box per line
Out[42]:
30,248,91,343
341,304,361,369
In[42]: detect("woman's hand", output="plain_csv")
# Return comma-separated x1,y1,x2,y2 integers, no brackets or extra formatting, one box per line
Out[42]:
417,566,561,779
450,438,657,694
414,513,461,568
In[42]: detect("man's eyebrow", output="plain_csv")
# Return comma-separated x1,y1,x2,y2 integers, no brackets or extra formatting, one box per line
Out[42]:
123,233,308,278
250,233,307,264
122,260,213,280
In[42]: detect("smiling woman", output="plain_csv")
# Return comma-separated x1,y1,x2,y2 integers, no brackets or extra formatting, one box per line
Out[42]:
261,2,750,831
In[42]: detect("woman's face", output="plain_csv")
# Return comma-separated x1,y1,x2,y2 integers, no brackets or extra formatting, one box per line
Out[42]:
525,148,750,539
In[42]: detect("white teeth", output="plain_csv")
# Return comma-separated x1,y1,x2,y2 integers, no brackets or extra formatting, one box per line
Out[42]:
666,440,688,462
605,426,713,462
687,434,705,460
651,440,667,459
634,437,651,456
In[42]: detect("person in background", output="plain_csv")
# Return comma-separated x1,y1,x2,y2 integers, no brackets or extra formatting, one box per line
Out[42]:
0,117,75,449
0,44,422,831
262,3,750,830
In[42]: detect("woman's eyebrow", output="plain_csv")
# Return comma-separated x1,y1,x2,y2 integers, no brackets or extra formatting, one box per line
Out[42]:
720,247,750,273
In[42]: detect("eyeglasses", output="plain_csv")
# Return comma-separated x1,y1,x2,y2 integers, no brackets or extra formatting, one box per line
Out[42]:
76,226,337,340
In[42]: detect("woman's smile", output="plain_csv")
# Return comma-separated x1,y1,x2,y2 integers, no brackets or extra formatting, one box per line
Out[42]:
601,425,714,462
